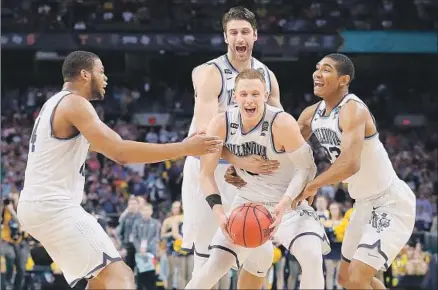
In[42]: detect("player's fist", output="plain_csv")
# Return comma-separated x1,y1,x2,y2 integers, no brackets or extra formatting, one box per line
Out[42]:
182,132,223,156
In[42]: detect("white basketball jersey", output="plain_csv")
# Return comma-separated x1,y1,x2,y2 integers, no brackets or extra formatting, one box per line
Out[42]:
20,91,90,204
311,94,397,200
188,54,272,135
224,105,296,202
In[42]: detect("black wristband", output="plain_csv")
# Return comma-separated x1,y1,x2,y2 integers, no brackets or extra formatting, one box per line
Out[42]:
206,194,222,209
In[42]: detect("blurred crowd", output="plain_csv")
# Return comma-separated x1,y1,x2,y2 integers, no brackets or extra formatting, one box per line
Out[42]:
2,0,437,33
1,75,437,289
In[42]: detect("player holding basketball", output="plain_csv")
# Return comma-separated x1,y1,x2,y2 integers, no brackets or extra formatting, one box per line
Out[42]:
181,6,283,286
292,53,416,289
185,69,330,289
17,51,222,289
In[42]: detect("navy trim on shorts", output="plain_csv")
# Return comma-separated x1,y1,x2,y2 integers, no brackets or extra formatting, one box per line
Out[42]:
193,245,210,259
68,252,123,287
341,254,351,263
287,232,327,254
357,239,389,270
208,245,240,269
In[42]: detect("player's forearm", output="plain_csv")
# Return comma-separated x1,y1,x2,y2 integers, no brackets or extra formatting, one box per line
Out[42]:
284,168,315,200
284,143,317,200
221,147,238,164
199,171,220,197
113,140,188,165
309,155,359,189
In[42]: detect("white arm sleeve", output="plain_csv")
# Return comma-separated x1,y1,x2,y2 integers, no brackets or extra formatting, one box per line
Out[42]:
284,143,317,200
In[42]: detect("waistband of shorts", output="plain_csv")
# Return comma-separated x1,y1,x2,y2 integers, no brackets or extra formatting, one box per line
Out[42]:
355,177,399,203
237,195,308,213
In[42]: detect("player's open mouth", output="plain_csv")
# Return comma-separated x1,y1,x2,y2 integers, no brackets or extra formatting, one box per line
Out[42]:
236,46,247,53
314,81,324,88
245,108,256,114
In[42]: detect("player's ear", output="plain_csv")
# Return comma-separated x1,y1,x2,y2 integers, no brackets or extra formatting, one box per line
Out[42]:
339,75,350,87
223,32,228,44
80,69,91,81
264,91,269,102
253,29,258,41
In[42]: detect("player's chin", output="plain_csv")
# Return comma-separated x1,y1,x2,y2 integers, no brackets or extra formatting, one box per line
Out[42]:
313,88,324,97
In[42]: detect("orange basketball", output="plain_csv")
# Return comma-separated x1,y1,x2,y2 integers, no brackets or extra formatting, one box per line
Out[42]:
227,203,274,248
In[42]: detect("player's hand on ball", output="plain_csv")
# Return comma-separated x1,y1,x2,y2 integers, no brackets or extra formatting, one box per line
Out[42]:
213,205,233,243
291,183,318,210
237,155,280,175
269,197,290,236
182,132,223,156
224,166,247,188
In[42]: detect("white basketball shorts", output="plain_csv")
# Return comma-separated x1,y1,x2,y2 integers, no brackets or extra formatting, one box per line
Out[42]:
17,200,122,287
210,195,331,277
181,156,236,256
341,178,416,271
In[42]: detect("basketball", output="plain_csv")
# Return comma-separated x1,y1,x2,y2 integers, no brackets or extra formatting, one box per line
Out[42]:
227,203,274,248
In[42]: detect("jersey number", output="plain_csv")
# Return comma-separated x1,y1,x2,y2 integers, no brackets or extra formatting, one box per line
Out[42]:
30,118,42,153
323,146,341,163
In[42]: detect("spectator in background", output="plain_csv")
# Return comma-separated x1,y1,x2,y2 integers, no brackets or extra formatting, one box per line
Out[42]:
170,202,194,290
315,195,330,221
116,196,141,270
133,204,161,290
130,173,148,197
1,193,29,290
416,193,434,231
323,202,344,290
161,201,185,290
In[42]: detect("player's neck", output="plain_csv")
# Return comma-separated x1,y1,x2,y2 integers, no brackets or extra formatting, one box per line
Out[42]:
240,114,263,134
323,90,348,113
226,52,252,72
62,82,92,100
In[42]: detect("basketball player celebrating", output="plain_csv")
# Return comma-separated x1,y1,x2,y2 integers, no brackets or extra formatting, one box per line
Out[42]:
17,51,222,290
185,69,330,289
181,6,283,286
292,53,416,289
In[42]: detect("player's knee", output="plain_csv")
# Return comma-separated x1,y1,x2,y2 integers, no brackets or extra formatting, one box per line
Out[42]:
97,261,135,288
337,262,350,287
346,263,367,287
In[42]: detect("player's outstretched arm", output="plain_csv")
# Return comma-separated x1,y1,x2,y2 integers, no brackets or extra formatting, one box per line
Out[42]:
273,113,317,204
192,64,222,132
266,70,283,110
297,102,320,141
62,94,222,164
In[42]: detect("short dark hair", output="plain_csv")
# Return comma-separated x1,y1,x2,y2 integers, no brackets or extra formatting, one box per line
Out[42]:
62,51,99,81
325,53,355,85
222,6,257,31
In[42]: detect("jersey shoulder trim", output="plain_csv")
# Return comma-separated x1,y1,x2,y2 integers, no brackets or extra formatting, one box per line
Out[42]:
49,92,81,141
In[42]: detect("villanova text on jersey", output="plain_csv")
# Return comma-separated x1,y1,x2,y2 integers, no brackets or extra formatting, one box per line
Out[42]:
313,128,341,146
225,141,268,159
